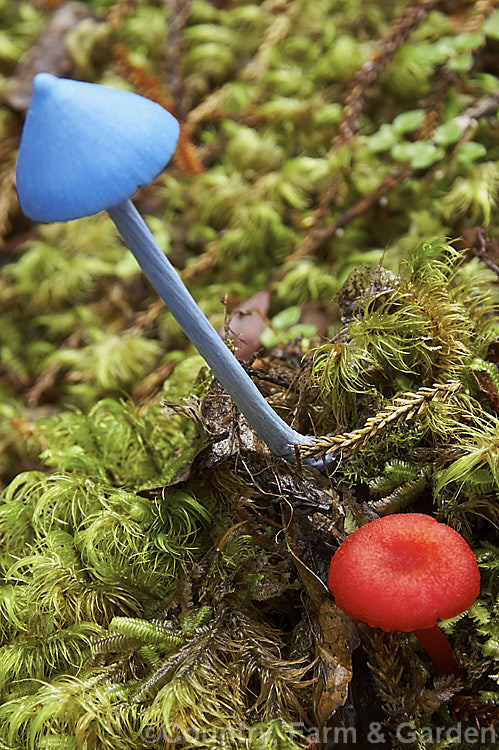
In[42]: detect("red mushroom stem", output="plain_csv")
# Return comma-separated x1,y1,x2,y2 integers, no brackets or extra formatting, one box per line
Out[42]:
413,625,460,677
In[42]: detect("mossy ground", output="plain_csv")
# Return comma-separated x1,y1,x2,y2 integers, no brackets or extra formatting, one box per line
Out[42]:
0,1,498,748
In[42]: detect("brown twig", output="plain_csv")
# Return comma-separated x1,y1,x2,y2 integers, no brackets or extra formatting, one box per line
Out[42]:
187,0,295,130
112,42,205,175
106,0,139,29
162,0,192,122
467,229,499,277
0,161,18,249
281,81,499,274
333,0,441,149
293,0,444,263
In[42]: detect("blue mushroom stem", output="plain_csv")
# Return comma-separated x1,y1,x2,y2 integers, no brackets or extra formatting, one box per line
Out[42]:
108,199,313,461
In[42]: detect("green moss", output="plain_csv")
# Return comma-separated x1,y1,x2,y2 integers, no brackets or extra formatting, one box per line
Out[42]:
1,0,499,747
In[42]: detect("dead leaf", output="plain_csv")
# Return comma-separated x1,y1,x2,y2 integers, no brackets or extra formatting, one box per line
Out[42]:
313,599,360,726
223,289,272,360
287,534,359,727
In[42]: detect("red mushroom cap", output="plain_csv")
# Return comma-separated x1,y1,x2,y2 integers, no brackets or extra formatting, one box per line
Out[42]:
328,513,480,632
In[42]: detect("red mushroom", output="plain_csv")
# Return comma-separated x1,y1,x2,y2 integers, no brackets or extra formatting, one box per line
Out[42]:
328,513,480,677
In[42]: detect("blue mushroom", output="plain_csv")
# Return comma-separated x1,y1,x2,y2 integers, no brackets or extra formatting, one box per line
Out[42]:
17,73,179,223
16,73,321,465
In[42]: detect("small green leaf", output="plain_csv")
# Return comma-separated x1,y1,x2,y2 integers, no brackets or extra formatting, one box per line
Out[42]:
435,38,456,60
260,306,305,348
390,142,414,163
452,32,484,51
436,33,483,58
271,305,301,329
392,110,424,135
433,119,465,146
472,72,499,94
448,52,473,72
409,142,444,169
313,103,343,126
392,141,444,169
367,124,396,153
484,9,499,40
287,323,317,339
457,141,487,165
260,329,280,348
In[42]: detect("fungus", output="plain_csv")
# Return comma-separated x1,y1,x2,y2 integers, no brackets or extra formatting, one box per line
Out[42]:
328,513,480,676
16,73,320,464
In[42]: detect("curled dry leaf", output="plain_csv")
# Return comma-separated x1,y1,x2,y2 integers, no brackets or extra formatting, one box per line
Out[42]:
313,599,360,727
288,535,359,727
223,289,272,360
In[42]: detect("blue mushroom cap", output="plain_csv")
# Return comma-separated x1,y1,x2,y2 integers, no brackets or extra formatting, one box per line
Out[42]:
16,73,180,223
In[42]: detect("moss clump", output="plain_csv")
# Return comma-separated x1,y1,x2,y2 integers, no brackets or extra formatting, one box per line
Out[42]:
0,0,499,748
305,242,499,503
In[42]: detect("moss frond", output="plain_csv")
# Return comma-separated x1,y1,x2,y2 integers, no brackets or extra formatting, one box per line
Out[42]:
311,342,378,424
1,433,211,623
6,219,118,312
140,607,311,741
274,259,340,305
0,606,313,750
349,292,438,378
0,623,103,694
36,399,200,489
466,544,499,676
49,329,162,391
108,617,185,649
311,242,497,410
4,531,139,631
2,0,499,744
0,674,142,750
435,413,499,495
178,606,212,634
442,162,499,226
73,490,208,598
369,460,429,514
301,380,464,462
